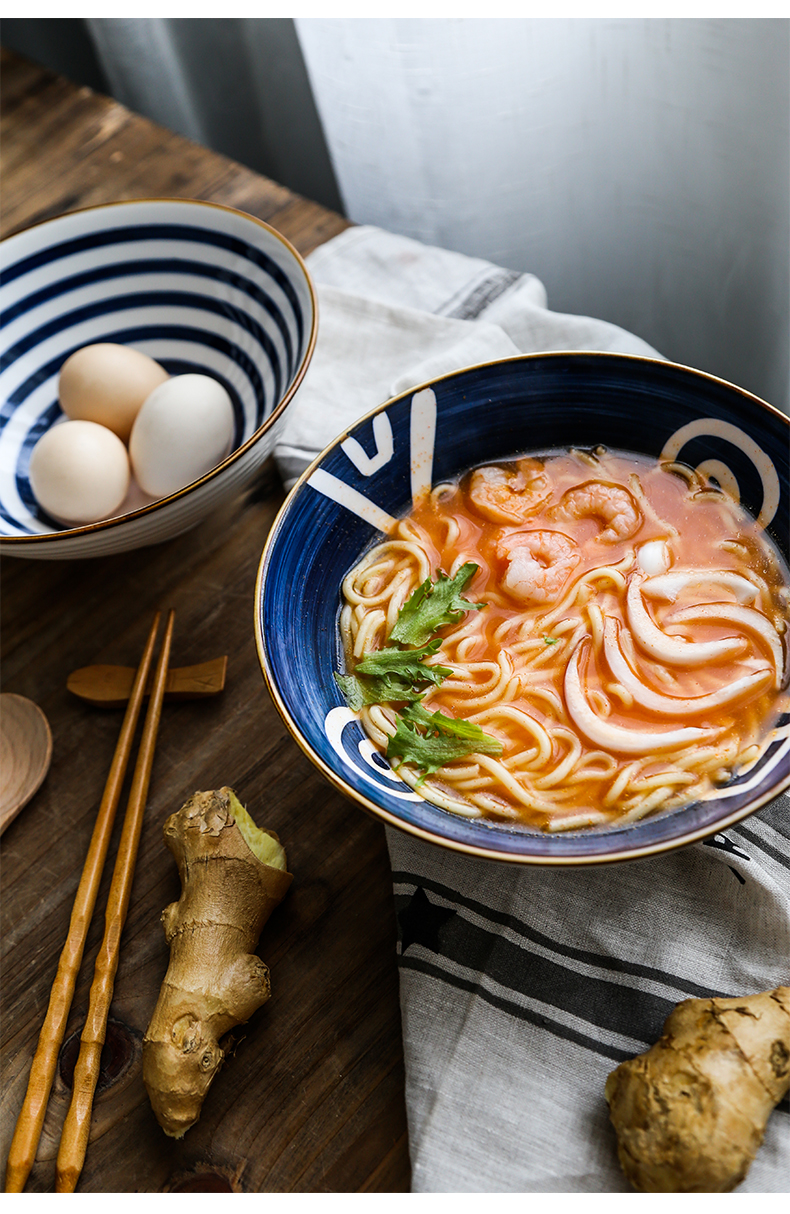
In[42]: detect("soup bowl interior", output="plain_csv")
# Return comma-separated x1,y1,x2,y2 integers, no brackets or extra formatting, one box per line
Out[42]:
256,353,789,864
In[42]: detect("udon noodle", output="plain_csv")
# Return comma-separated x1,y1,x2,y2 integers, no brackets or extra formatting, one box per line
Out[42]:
338,447,789,831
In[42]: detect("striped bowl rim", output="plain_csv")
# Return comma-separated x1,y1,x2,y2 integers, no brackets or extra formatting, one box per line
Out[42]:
0,197,318,546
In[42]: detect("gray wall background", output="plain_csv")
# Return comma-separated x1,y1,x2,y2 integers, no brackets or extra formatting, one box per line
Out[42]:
3,17,788,413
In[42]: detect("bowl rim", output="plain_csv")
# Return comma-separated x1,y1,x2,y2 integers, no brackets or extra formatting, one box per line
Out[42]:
254,349,790,865
0,196,318,545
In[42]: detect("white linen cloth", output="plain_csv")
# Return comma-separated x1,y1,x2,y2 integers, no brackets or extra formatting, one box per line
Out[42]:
274,225,790,1193
275,225,660,490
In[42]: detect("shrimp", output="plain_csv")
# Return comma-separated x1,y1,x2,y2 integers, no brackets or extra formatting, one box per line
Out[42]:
497,529,581,605
551,480,642,543
468,458,552,525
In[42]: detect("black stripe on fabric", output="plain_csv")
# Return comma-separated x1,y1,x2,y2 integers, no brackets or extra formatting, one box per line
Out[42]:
0,223,304,347
395,887,680,1047
2,324,268,422
731,822,790,872
0,290,285,401
751,794,790,844
442,268,523,320
759,794,790,844
391,871,720,1000
400,952,790,1119
400,953,633,1064
0,257,295,371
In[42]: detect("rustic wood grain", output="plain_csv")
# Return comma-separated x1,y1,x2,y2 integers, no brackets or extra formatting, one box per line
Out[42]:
0,49,408,1193
0,694,53,835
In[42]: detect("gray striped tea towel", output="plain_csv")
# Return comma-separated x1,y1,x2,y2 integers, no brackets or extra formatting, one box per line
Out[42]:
275,225,790,1192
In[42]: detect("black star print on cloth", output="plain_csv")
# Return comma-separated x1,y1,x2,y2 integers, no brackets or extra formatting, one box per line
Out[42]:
702,833,750,862
702,832,751,884
397,885,457,956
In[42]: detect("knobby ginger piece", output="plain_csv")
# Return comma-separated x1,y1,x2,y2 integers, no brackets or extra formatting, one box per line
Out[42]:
605,986,790,1192
142,787,292,1138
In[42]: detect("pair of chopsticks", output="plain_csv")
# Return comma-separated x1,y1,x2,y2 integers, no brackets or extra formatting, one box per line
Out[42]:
5,610,175,1194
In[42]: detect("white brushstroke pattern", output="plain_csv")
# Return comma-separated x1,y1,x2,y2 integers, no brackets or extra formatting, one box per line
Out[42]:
410,388,437,504
341,413,394,475
308,468,397,533
324,706,422,800
660,418,779,528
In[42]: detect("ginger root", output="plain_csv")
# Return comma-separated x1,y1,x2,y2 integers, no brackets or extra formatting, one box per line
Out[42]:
142,787,292,1138
605,985,790,1192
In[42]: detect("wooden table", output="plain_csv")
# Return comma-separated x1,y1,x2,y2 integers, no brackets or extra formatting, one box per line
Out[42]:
0,48,411,1193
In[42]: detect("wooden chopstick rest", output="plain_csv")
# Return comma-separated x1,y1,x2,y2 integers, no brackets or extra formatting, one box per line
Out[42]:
56,610,175,1194
67,655,227,707
4,613,162,1194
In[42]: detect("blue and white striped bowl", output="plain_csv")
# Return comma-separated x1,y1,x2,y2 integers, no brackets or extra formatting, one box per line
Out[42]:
0,199,317,558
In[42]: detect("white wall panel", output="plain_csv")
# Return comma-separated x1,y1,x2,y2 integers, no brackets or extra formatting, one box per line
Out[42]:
296,17,789,412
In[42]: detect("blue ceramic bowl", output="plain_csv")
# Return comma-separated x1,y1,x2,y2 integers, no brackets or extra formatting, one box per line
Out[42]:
0,199,316,558
255,353,789,864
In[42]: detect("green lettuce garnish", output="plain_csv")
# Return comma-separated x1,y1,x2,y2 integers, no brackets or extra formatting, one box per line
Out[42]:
335,639,452,709
389,562,484,646
356,638,451,685
387,703,503,781
336,561,502,779
335,671,429,710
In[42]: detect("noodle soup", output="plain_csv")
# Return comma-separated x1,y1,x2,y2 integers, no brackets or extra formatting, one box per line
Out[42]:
338,447,789,832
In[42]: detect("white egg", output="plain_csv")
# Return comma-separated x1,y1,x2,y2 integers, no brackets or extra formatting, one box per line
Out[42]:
129,374,235,497
29,420,130,524
58,343,169,442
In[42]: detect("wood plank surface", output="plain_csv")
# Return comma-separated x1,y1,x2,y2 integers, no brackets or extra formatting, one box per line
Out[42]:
0,48,410,1193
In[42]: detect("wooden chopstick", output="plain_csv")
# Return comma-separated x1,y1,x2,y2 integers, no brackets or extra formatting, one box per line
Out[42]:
4,612,162,1194
55,609,175,1193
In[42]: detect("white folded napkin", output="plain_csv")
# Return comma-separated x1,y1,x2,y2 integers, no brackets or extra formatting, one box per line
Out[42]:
275,226,790,1193
275,225,660,490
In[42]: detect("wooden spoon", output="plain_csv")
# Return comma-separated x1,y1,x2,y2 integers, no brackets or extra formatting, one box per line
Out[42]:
0,694,53,835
